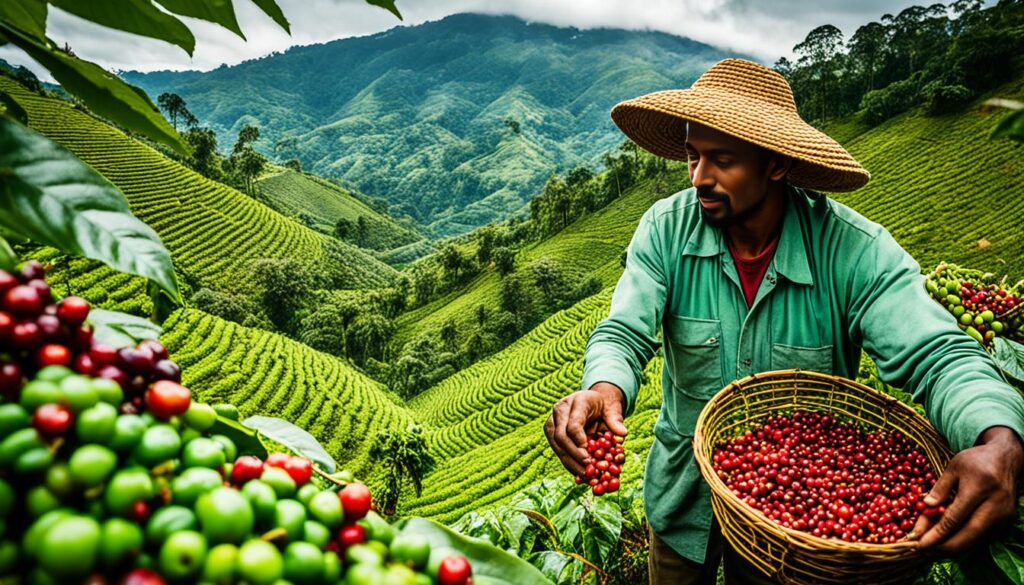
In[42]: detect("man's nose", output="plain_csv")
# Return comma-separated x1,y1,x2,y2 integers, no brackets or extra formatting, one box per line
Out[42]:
690,158,715,190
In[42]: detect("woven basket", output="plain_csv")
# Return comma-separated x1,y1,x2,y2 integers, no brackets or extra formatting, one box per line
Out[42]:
693,369,953,585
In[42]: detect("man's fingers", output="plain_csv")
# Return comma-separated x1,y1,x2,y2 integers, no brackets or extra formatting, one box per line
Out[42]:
603,400,628,438
917,490,981,550
924,466,958,507
566,399,591,460
544,414,579,475
552,404,588,475
935,501,1012,554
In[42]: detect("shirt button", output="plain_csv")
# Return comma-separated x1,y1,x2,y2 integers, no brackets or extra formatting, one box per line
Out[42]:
742,357,752,366
766,274,776,284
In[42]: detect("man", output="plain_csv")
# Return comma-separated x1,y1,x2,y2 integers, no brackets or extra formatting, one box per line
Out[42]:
543,58,1024,583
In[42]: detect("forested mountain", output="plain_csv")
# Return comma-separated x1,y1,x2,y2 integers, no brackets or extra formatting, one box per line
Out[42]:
121,13,743,236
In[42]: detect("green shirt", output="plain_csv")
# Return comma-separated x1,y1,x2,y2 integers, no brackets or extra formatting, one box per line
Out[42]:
580,183,1024,564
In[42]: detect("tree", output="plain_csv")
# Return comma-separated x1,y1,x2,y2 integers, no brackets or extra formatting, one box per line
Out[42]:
157,92,196,132
793,24,845,121
439,244,467,282
356,216,369,247
346,313,394,365
230,125,266,194
503,117,521,134
283,158,302,172
370,424,436,516
233,124,261,155
476,225,496,267
182,127,221,180
335,218,353,240
848,22,888,93
439,318,458,352
299,304,347,357
250,258,314,334
492,246,516,276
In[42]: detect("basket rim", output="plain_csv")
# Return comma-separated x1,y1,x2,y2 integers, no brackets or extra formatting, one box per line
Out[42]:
693,368,953,553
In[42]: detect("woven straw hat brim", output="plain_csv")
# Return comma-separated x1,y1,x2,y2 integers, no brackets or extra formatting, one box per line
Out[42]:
610,86,870,193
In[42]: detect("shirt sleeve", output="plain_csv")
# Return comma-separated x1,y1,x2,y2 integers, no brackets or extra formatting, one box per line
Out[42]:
580,207,667,417
845,229,1024,452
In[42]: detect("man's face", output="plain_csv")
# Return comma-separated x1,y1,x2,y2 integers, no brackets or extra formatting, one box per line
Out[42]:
684,122,776,229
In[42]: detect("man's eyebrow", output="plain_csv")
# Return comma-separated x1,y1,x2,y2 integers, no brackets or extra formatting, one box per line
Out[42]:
683,142,736,156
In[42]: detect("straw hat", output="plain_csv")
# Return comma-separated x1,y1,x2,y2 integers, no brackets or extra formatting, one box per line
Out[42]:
610,58,870,192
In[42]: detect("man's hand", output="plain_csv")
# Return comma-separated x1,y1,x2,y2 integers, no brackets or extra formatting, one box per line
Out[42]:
544,382,628,476
912,426,1024,554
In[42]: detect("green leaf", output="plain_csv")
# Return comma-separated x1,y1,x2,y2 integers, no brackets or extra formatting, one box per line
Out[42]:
395,517,554,585
0,22,189,155
0,117,182,303
153,0,244,39
365,0,403,20
992,109,1024,143
213,415,267,458
0,0,47,40
0,235,17,271
530,551,575,583
248,0,290,34
993,337,1024,386
242,415,337,473
49,0,195,56
992,541,1024,584
88,308,162,348
0,91,28,124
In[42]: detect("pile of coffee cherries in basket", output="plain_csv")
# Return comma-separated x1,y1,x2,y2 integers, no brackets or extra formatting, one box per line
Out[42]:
711,411,944,544
574,430,625,496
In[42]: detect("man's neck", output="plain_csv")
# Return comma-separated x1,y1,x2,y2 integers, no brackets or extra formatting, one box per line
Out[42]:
725,183,787,259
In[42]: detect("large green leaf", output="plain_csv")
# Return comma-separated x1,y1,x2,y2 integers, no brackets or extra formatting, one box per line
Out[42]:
396,517,554,585
242,415,337,473
88,308,162,348
153,0,244,39
992,542,1024,584
993,337,1024,387
0,22,188,155
0,235,16,271
50,0,195,56
0,0,47,41
249,0,289,33
0,117,182,302
365,0,403,20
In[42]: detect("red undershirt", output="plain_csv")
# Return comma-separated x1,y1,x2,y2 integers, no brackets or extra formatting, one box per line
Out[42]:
727,232,781,308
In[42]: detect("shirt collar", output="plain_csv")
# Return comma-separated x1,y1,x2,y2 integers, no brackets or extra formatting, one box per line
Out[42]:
680,183,815,286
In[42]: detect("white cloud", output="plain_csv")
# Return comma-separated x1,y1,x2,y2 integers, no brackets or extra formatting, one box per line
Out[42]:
0,0,993,83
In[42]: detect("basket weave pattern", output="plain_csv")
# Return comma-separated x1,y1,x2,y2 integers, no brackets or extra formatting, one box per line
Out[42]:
693,369,953,584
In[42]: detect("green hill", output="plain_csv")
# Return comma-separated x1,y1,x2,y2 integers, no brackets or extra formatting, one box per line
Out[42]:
0,77,398,295
255,168,427,254
121,13,744,236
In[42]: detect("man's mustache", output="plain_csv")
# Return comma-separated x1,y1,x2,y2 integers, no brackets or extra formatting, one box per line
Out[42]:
697,187,729,203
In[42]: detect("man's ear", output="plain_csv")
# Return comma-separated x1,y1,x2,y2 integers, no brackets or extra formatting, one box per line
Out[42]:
767,154,793,182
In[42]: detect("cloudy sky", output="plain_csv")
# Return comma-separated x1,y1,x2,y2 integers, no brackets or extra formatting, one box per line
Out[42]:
0,0,981,81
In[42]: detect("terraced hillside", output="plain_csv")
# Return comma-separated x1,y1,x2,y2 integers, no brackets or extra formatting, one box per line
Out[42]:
160,308,417,479
256,168,426,254
0,77,398,293
400,290,663,522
